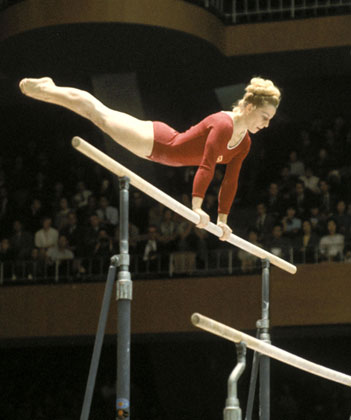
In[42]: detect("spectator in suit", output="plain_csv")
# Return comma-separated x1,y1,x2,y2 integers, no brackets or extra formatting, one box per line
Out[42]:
25,198,46,233
79,194,98,226
73,181,92,209
130,191,149,234
288,180,315,219
308,205,327,236
317,179,335,217
281,206,302,239
9,220,33,260
60,211,85,257
252,202,275,242
0,186,11,236
265,224,292,261
140,224,162,272
159,209,177,253
331,200,351,237
263,182,285,220
0,238,16,281
84,213,102,255
293,220,320,264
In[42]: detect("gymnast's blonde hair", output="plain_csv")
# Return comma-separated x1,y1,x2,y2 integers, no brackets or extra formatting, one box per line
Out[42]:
234,77,281,110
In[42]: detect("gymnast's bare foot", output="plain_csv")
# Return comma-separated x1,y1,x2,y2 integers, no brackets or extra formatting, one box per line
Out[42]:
19,77,55,100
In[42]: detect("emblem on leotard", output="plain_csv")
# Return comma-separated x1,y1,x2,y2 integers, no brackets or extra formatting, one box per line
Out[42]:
216,155,223,163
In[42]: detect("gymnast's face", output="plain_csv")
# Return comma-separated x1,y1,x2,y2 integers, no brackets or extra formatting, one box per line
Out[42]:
245,103,276,134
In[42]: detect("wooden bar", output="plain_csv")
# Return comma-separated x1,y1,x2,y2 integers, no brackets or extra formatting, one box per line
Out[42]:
72,136,297,274
191,313,351,387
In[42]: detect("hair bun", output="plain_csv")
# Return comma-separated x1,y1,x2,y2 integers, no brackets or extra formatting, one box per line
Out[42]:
246,77,281,100
234,77,281,109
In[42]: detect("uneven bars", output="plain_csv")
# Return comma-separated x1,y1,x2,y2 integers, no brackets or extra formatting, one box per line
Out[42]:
191,313,351,387
72,136,296,274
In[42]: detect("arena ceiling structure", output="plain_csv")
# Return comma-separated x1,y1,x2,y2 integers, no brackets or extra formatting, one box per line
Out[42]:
0,0,350,108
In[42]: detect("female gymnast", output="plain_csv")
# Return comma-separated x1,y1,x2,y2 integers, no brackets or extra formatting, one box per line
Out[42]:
19,76,281,241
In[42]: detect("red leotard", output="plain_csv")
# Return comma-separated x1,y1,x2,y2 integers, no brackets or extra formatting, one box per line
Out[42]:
149,112,251,214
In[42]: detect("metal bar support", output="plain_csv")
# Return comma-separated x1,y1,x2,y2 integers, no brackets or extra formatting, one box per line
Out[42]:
116,176,132,420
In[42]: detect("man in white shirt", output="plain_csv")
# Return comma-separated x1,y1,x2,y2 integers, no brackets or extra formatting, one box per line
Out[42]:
47,235,74,262
34,216,59,251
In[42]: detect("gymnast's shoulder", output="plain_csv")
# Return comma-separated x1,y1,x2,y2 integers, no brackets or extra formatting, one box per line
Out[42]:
202,111,234,131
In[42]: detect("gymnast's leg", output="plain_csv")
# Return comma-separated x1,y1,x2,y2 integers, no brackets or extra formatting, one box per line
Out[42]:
19,77,154,158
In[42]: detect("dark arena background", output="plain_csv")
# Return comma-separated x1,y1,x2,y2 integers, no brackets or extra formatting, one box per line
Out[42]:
0,1,351,419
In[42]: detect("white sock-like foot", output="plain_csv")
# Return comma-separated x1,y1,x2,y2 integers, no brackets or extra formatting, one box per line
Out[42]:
19,77,56,100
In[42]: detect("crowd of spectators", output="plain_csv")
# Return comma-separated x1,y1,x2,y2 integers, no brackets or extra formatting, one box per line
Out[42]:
0,114,350,283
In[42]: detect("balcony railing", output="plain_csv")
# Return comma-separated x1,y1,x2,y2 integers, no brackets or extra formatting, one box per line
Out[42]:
0,244,349,285
185,0,351,24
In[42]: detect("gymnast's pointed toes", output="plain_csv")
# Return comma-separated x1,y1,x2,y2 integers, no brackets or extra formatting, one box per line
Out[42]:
19,77,54,99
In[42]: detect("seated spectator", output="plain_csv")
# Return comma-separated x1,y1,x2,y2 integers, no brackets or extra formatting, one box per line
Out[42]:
288,150,305,177
316,179,336,216
79,195,98,226
0,186,11,236
281,206,302,239
140,224,162,272
54,197,72,231
238,229,262,273
91,228,114,274
264,224,292,261
114,221,140,254
308,205,327,236
98,177,116,204
251,202,275,243
312,148,335,179
159,209,177,253
84,213,102,254
47,235,74,263
72,181,92,209
60,211,85,257
262,182,286,220
193,226,210,268
331,200,351,237
148,202,165,230
323,127,336,150
31,171,48,201
292,220,320,264
174,215,194,252
25,247,47,281
49,181,66,213
9,219,33,260
319,219,344,262
24,198,46,233
34,216,59,253
297,129,316,163
277,166,296,201
299,167,320,195
288,180,315,219
0,238,16,281
93,229,114,258
333,115,348,143
130,190,149,234
96,195,118,234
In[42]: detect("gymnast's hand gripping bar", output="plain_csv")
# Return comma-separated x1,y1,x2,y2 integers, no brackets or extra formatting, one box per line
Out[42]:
72,136,297,274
